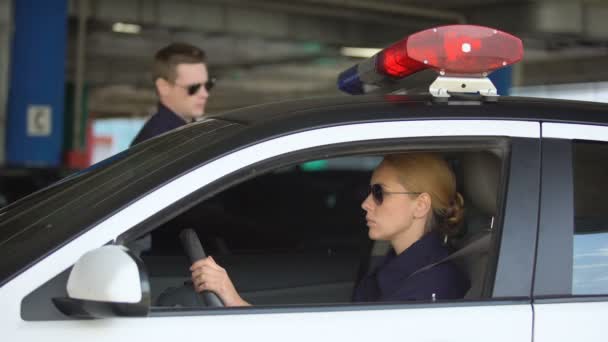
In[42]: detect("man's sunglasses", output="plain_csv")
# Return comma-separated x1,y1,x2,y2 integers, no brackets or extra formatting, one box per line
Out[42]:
174,77,216,96
368,183,421,205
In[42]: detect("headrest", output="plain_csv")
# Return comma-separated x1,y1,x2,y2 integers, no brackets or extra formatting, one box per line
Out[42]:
463,152,501,216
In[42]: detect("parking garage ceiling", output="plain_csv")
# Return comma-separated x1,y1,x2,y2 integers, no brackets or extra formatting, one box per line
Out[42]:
66,0,608,117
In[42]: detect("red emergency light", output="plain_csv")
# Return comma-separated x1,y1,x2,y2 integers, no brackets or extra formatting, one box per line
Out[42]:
338,25,524,94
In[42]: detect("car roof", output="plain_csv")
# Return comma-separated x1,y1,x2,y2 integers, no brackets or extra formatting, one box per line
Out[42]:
214,94,608,129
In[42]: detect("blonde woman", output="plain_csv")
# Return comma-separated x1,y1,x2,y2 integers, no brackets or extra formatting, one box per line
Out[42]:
354,153,469,302
190,153,469,306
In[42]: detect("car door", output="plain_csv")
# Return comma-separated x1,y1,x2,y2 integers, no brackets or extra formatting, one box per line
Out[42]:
3,119,540,342
533,122,608,342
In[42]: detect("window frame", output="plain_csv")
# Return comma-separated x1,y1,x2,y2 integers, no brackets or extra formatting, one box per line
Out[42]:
492,137,541,299
533,138,574,298
14,120,541,321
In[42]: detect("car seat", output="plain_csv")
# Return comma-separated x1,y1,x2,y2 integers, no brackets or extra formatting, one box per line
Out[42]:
451,151,502,299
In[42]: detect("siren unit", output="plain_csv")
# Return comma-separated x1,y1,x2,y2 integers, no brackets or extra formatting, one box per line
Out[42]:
337,25,523,98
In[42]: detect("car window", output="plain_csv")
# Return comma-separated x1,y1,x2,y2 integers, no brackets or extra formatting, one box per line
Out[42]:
572,141,608,295
22,145,510,320
138,150,505,308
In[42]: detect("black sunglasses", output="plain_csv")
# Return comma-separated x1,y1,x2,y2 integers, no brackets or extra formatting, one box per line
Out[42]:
174,77,216,96
368,183,421,205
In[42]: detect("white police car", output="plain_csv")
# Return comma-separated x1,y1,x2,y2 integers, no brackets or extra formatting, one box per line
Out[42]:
1,25,607,341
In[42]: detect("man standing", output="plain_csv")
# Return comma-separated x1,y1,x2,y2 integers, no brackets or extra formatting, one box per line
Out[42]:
131,42,213,146
128,43,212,256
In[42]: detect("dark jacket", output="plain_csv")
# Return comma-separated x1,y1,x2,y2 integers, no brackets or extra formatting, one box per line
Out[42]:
353,231,470,302
131,103,188,146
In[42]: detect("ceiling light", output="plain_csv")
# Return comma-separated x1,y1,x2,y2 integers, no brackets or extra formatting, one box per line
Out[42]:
340,47,381,58
112,22,141,34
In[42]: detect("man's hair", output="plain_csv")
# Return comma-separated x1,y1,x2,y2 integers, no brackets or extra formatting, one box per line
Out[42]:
153,42,206,83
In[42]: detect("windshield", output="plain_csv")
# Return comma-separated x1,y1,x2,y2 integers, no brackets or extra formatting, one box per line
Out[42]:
0,118,241,286
0,149,130,217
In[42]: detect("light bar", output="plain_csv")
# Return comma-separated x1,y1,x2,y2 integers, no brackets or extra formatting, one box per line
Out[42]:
338,25,523,95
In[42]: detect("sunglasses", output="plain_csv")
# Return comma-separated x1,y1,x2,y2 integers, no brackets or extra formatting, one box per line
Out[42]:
368,183,421,205
173,77,217,96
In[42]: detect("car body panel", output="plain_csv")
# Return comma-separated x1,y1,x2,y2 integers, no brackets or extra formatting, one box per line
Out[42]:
542,122,608,141
1,92,607,340
8,303,532,341
534,302,608,342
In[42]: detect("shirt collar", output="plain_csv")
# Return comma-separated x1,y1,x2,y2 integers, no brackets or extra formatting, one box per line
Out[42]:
157,102,189,125
375,231,449,296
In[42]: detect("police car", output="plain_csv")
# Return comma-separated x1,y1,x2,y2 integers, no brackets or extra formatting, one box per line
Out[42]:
1,25,607,341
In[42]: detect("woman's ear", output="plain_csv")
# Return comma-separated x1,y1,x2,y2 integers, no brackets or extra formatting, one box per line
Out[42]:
413,193,432,219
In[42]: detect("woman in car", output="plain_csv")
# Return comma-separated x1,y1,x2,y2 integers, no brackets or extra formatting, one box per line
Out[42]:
190,153,470,306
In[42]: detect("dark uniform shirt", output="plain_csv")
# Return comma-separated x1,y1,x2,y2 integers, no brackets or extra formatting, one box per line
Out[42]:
131,103,188,146
353,231,470,302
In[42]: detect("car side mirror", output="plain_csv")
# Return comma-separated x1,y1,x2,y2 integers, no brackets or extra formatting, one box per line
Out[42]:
52,245,150,318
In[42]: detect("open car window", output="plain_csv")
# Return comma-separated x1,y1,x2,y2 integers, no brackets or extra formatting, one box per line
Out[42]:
136,149,506,309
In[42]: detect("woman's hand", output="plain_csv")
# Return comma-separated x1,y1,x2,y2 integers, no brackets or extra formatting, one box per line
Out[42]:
190,256,250,307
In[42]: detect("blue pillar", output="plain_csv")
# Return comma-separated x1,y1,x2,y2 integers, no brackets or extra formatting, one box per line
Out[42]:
489,66,513,96
6,0,67,167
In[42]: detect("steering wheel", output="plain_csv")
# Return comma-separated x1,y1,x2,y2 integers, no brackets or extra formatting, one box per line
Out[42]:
179,229,224,307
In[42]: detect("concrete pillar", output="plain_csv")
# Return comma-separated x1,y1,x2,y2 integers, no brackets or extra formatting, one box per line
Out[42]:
0,0,12,164
6,0,68,166
489,66,513,96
